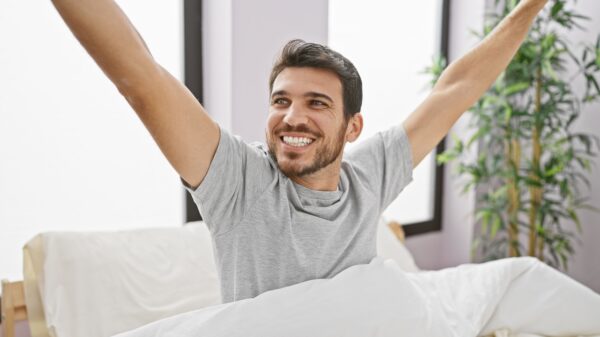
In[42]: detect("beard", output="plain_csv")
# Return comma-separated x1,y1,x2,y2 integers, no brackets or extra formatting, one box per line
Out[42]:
267,122,347,178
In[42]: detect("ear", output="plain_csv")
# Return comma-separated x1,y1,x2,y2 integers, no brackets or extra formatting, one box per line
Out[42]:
345,113,363,143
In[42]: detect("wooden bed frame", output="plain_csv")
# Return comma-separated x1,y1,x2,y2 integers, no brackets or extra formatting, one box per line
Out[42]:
1,280,28,337
0,221,405,337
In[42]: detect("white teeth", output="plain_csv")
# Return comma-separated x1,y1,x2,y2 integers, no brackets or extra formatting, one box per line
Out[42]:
282,136,314,147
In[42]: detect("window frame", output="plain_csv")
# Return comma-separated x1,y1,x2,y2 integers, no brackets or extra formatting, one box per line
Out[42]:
183,0,203,223
184,0,451,238
402,0,451,236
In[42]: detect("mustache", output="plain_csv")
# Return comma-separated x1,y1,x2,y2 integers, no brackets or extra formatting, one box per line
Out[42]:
274,124,321,138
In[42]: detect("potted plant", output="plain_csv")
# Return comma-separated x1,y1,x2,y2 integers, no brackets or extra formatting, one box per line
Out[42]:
428,0,600,269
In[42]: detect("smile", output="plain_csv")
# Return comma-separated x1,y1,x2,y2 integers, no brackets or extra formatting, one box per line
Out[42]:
281,136,314,147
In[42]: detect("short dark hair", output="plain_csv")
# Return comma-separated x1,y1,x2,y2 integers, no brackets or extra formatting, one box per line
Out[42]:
269,39,362,120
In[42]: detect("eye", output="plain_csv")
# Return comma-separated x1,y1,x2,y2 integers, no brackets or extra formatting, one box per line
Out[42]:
310,100,327,108
271,97,289,105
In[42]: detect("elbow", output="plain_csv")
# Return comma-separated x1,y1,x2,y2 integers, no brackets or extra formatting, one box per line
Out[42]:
433,78,480,102
115,66,164,110
115,79,152,113
430,82,481,116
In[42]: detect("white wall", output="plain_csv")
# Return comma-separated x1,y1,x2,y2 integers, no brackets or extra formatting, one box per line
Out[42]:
0,0,184,282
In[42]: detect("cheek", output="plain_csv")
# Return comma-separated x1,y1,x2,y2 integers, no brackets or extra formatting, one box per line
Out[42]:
266,110,283,132
265,114,280,140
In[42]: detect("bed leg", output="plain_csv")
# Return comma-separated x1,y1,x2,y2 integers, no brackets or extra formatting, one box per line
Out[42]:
2,279,22,337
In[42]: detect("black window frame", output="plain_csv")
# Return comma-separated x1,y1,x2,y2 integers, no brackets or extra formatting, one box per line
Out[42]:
184,0,451,238
403,0,451,236
183,0,203,223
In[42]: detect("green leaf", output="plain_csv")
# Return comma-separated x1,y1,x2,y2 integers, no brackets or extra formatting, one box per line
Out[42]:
491,214,502,239
543,60,559,81
567,209,582,232
502,82,530,96
467,127,489,147
504,104,513,123
588,75,600,95
579,204,600,213
544,163,565,178
542,33,557,50
436,152,455,164
524,177,544,188
452,133,464,152
551,1,565,18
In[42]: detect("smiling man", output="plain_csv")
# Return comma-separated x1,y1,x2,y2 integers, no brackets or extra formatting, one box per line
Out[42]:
266,54,363,190
50,0,548,303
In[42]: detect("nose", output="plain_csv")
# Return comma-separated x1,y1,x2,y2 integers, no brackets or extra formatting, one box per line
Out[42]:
282,103,309,126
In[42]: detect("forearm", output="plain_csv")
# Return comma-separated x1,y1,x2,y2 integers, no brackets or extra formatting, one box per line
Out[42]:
403,0,548,168
51,0,158,93
50,0,221,188
434,0,547,101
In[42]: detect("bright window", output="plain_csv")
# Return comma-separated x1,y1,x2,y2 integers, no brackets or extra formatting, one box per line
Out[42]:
0,0,184,280
329,0,445,227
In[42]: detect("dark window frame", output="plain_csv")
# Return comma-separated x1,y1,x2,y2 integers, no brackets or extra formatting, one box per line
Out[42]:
183,0,203,223
403,0,451,236
184,0,451,237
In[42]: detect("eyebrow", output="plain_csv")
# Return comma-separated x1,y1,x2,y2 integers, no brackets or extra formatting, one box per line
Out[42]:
271,90,334,104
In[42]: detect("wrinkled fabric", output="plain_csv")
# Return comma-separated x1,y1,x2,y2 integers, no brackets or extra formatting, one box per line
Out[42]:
114,257,600,337
25,225,220,337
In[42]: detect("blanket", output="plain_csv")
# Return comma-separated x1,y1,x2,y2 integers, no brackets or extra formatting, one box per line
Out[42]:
114,257,600,337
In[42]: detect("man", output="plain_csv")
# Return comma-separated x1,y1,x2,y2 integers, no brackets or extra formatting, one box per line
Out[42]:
50,0,548,303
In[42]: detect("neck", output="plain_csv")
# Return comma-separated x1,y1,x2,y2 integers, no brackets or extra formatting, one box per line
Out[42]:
289,160,342,192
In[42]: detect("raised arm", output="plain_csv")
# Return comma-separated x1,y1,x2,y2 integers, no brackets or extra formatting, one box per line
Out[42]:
51,0,219,188
403,0,548,168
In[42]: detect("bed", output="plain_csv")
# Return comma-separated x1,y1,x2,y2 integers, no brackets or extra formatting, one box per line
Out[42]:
2,220,599,337
1,219,415,337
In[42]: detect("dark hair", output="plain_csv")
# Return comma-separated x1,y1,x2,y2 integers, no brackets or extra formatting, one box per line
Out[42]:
269,39,362,120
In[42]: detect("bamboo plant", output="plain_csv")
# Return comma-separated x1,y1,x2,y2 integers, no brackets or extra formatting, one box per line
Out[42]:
428,0,600,269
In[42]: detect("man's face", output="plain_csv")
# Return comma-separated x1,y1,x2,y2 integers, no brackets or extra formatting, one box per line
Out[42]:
266,67,348,178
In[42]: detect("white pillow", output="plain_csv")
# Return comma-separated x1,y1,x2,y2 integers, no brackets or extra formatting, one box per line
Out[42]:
376,217,420,272
24,222,220,337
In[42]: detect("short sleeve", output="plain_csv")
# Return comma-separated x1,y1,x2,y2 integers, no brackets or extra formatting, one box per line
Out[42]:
182,127,275,235
344,124,414,212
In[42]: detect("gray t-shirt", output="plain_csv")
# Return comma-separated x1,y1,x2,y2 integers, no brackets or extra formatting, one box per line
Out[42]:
184,124,413,303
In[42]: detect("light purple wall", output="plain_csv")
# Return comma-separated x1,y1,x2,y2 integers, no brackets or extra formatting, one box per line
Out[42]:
406,0,600,294
563,0,600,293
231,0,328,143
203,0,328,142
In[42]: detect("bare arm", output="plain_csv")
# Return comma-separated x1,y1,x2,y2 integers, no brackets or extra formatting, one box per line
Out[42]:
403,0,548,168
51,0,219,188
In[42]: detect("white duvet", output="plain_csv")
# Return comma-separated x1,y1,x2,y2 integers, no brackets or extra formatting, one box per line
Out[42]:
114,257,600,337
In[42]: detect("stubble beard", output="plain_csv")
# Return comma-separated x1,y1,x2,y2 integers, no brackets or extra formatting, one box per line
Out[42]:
267,122,347,178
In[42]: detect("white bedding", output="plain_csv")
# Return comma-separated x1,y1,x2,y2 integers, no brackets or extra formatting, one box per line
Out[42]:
22,219,418,337
114,257,600,337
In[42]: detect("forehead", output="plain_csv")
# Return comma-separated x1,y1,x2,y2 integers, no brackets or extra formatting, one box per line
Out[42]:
271,67,342,99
